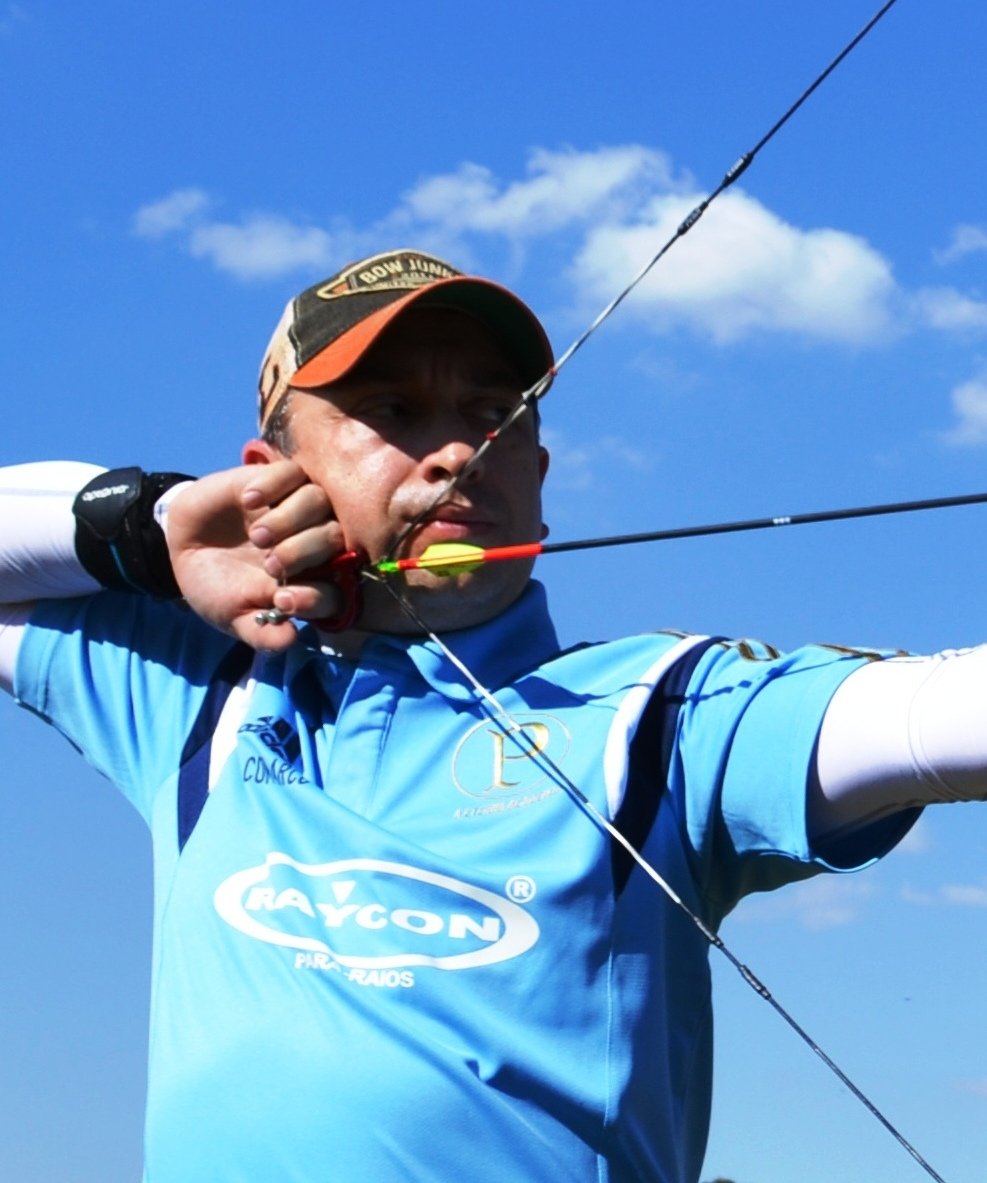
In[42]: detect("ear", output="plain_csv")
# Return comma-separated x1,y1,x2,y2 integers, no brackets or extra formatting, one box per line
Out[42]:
241,437,282,465
538,447,550,540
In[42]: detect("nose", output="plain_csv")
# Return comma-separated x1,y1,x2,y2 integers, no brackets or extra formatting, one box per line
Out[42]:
421,433,485,485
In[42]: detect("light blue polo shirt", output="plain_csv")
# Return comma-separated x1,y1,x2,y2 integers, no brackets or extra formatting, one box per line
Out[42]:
15,582,914,1183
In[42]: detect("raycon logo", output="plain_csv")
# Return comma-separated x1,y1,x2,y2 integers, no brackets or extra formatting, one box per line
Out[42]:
213,854,540,970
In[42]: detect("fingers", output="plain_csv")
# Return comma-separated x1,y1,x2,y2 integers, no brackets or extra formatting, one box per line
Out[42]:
236,461,359,637
264,523,346,581
240,458,318,512
272,581,343,621
230,612,300,653
168,460,359,649
229,579,347,651
249,474,327,529
243,467,343,579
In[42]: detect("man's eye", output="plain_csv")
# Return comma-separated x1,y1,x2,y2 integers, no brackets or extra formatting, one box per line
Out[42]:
473,401,516,426
357,395,410,419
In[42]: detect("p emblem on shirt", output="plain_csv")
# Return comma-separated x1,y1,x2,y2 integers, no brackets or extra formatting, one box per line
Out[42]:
451,713,571,800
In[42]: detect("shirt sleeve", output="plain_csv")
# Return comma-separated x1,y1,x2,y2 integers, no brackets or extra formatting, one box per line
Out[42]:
669,639,919,923
13,591,241,822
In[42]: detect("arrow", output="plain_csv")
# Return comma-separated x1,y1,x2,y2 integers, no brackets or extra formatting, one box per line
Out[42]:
376,490,987,576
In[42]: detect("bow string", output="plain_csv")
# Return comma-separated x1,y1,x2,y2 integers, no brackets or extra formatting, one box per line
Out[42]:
363,2,954,1179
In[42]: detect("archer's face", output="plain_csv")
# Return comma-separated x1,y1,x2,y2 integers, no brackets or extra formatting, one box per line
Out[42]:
262,307,549,634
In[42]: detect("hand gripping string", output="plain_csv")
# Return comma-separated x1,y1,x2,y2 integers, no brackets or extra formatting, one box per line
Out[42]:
380,577,949,1183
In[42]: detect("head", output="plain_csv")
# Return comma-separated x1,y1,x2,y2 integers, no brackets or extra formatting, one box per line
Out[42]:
244,250,553,635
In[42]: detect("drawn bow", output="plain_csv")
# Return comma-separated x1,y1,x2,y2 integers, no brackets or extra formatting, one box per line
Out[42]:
311,3,965,1178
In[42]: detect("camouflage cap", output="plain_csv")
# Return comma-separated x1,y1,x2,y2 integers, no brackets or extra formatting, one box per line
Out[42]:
257,249,554,429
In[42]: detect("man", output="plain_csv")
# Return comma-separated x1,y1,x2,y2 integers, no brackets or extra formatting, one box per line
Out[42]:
1,249,984,1183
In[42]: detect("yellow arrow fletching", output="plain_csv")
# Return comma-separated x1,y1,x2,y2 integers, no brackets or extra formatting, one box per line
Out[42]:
376,540,542,576
412,543,486,575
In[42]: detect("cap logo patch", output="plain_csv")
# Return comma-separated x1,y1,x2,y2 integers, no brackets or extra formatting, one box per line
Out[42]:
315,251,462,301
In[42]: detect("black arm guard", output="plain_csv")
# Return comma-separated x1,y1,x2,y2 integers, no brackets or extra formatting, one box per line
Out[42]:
72,467,195,598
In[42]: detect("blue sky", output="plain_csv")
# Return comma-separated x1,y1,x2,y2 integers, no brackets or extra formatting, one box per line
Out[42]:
2,1,987,1180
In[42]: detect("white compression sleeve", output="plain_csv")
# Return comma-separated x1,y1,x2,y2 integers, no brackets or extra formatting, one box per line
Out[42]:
811,647,987,841
0,461,105,695
0,461,106,600
0,462,193,694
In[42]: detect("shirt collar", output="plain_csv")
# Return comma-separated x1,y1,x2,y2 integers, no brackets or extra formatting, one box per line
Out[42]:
300,581,559,703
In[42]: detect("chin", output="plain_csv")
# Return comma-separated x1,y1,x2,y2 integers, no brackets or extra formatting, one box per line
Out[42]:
363,568,531,635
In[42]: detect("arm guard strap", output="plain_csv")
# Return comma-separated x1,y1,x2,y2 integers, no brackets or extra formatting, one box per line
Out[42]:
73,467,194,598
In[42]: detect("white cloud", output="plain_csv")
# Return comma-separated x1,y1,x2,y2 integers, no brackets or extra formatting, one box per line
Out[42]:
627,351,702,395
901,878,987,907
541,428,653,492
570,189,897,345
396,147,898,346
940,370,987,447
399,145,678,238
540,429,595,491
597,436,653,472
187,218,332,281
940,883,987,907
735,875,876,930
913,286,987,333
934,224,987,265
132,188,332,280
133,188,210,239
131,147,977,353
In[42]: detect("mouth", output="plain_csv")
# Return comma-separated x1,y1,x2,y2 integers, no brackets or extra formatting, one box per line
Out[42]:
407,503,498,549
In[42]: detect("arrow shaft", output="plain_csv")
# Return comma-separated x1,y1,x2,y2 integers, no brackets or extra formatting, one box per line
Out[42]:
540,491,987,556
381,492,987,574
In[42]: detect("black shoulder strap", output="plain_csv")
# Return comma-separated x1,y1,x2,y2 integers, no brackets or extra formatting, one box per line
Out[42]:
176,643,255,852
611,637,723,896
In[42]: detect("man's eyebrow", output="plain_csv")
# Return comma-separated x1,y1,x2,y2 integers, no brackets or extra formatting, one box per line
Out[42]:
345,360,524,387
468,365,525,388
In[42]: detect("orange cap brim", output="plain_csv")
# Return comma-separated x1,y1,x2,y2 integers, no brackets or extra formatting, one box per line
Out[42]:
290,276,553,391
